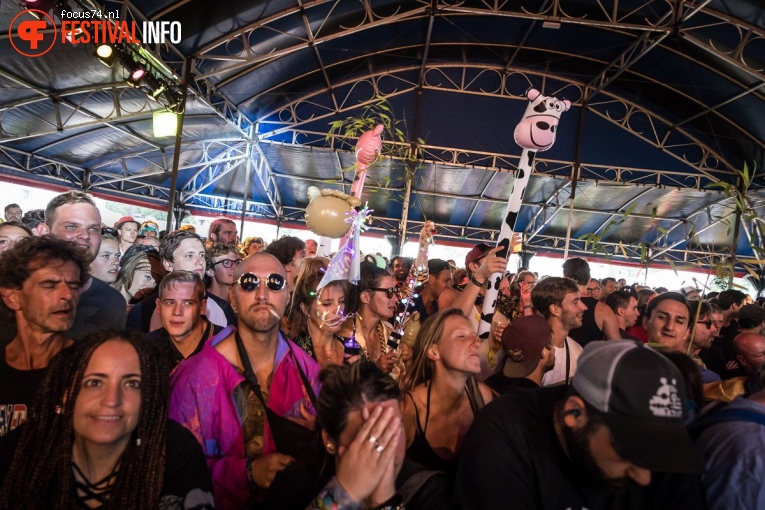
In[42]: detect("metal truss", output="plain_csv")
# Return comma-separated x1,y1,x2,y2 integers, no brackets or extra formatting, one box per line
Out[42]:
0,70,162,149
258,63,743,184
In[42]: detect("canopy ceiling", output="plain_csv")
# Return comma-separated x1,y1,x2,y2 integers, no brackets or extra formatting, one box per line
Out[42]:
1,0,764,269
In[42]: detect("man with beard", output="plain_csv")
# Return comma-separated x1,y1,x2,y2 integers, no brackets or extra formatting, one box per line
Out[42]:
455,340,706,510
484,314,555,394
0,236,89,482
684,301,723,383
169,252,321,510
531,277,587,386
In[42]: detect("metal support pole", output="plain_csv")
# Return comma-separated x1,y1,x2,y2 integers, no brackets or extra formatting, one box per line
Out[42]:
165,62,190,232
240,134,254,236
563,96,588,259
399,172,413,250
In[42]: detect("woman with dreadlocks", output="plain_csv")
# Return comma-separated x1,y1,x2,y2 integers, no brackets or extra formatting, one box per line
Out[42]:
0,329,214,509
287,258,349,368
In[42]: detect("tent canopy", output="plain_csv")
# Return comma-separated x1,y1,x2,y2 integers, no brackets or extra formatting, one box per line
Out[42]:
1,0,763,268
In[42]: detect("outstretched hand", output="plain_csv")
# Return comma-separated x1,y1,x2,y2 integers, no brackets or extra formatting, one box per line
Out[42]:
475,246,509,282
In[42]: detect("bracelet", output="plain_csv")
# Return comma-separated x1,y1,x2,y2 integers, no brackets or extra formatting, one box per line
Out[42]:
469,274,485,287
523,305,533,309
369,493,405,510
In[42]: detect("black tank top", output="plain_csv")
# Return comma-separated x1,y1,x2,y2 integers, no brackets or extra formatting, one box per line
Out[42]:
405,378,484,479
569,296,603,347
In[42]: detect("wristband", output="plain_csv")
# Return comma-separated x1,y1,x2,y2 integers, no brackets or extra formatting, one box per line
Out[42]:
470,274,485,287
523,305,533,309
370,493,404,510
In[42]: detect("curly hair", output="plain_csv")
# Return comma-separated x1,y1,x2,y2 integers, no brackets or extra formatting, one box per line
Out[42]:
0,329,169,509
0,236,90,319
264,235,305,267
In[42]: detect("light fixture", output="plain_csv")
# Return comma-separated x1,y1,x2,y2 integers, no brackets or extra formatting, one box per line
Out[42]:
94,43,118,67
23,0,60,18
153,111,179,137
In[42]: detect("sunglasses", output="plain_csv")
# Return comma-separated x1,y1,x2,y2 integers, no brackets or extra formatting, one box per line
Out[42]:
101,227,118,237
365,287,396,299
697,320,723,328
236,272,286,292
211,259,242,269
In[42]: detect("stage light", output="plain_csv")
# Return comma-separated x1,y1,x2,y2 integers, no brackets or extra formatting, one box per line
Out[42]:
153,111,178,137
94,43,119,68
123,61,147,87
23,0,59,18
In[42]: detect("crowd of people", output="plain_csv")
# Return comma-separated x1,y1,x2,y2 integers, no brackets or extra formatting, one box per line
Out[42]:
1,195,764,509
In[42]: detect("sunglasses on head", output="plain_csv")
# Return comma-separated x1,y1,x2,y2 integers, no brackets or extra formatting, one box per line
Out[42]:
236,272,287,292
365,287,396,299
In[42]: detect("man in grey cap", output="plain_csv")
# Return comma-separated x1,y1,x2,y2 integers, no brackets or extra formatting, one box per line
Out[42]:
456,340,706,510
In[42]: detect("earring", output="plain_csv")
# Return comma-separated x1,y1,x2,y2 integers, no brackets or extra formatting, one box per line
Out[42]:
325,443,335,454
136,438,142,446
54,405,63,415
566,409,581,418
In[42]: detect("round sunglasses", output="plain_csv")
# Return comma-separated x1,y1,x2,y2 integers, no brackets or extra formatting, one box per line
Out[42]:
236,272,287,292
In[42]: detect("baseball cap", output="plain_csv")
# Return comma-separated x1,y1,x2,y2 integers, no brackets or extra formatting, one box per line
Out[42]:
572,340,704,474
428,259,451,275
738,304,765,327
501,315,551,378
114,216,139,230
464,243,492,268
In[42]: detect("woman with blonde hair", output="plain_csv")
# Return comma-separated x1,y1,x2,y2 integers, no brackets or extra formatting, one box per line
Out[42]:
287,257,349,367
400,308,493,480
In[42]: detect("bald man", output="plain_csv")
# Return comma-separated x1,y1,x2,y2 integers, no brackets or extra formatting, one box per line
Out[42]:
169,253,321,509
733,332,765,395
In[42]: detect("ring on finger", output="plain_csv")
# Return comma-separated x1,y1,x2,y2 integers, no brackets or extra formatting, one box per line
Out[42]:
375,444,385,453
368,435,378,444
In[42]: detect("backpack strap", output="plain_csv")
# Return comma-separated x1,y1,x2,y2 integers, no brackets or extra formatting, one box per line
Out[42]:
689,403,765,440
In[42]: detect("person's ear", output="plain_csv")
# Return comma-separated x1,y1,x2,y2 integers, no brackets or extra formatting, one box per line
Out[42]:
359,290,372,305
427,344,440,361
549,303,562,318
36,224,49,236
562,396,587,429
209,232,218,242
0,288,20,312
300,302,309,316
206,267,215,278
616,307,626,318
200,298,207,316
162,260,173,272
321,430,336,455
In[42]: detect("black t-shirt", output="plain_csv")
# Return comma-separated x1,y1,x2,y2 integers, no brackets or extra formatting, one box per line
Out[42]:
454,386,707,510
483,372,539,395
158,419,215,509
146,320,223,369
0,344,56,483
0,347,45,437
569,296,603,347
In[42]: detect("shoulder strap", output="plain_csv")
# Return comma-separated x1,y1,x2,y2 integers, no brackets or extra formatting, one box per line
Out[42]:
286,341,318,408
398,470,444,506
234,331,268,407
405,391,425,435
465,377,485,414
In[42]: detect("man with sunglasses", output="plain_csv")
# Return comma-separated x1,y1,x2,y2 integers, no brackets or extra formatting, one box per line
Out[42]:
169,252,321,509
206,243,241,325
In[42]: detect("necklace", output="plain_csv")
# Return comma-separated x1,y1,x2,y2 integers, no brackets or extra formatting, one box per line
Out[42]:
71,460,119,506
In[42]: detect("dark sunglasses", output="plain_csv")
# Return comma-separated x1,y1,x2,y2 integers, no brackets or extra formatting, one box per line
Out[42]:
236,272,286,292
697,320,723,328
101,227,118,237
211,259,242,269
365,287,396,299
